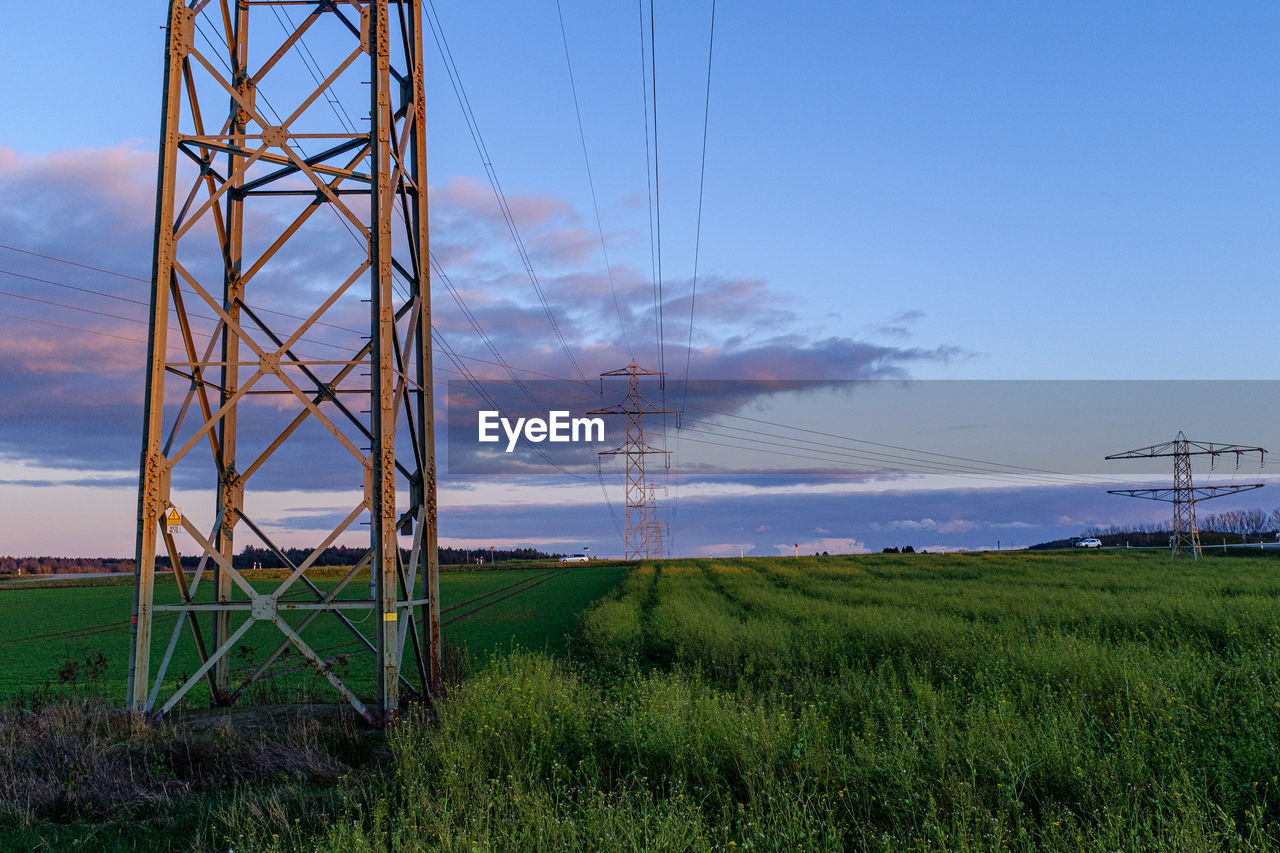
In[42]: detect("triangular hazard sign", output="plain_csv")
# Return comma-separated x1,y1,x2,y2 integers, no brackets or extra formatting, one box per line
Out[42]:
165,508,181,527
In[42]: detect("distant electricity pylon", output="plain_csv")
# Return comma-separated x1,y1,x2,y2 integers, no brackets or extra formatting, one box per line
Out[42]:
645,481,667,557
590,365,677,558
1106,432,1265,558
128,1,439,725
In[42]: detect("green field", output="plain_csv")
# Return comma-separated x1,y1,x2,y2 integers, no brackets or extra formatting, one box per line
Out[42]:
0,564,627,703
5,550,1280,851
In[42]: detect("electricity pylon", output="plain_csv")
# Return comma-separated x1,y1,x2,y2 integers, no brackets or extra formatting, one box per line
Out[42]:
590,365,677,558
128,0,439,725
1106,432,1265,557
645,481,667,558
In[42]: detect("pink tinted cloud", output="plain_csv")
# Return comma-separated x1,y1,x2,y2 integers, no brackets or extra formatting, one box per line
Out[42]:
531,227,594,268
431,176,573,230
0,333,142,377
0,144,155,272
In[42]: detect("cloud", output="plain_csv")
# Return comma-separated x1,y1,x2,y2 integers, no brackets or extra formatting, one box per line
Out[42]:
873,309,927,339
0,144,966,509
936,519,979,534
0,145,156,274
433,176,575,231
0,476,137,489
870,518,939,532
684,336,964,382
774,537,870,556
870,516,1043,535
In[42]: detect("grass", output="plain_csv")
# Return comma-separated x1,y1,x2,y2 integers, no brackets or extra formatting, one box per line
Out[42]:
0,564,627,702
6,550,1280,850
0,697,373,852
253,551,1280,851
0,563,627,851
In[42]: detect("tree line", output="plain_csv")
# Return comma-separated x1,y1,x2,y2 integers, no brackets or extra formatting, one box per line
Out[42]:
0,556,135,576
0,545,560,576
1084,506,1280,541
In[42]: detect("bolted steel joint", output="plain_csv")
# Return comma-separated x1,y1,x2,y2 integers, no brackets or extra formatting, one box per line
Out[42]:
260,125,288,148
222,470,244,530
173,7,196,57
250,594,276,621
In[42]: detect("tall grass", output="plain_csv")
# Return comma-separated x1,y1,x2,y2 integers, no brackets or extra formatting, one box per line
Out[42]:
205,551,1280,851
0,695,370,852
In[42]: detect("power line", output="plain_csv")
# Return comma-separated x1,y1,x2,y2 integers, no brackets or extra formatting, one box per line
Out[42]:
681,417,1100,485
0,266,362,356
0,243,148,282
0,287,154,326
0,252,367,338
647,0,666,382
680,0,716,399
0,288,340,365
2,279,1113,490
671,0,718,550
550,1,649,532
0,268,148,306
0,240,1116,487
272,5,359,135
0,271,585,419
677,432,1111,490
635,0,674,550
431,326,589,481
345,353,1113,487
680,400,1104,485
678,423,1100,487
636,0,659,370
0,310,148,345
422,0,589,384
427,251,599,483
196,9,383,297
553,0,634,362
197,2,611,509
0,250,573,396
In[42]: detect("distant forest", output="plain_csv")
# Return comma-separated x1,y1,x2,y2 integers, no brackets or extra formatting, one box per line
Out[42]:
0,545,559,575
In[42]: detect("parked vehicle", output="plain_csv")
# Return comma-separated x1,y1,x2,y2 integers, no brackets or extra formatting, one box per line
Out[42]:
559,554,590,563
1075,538,1102,549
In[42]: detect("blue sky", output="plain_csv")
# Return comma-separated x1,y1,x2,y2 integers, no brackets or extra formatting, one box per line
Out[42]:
1,2,1278,557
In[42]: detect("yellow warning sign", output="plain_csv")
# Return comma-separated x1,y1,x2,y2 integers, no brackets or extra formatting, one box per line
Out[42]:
165,508,182,527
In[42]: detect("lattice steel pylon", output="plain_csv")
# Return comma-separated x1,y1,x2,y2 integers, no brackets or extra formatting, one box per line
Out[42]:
1106,432,1266,558
644,482,667,558
128,0,439,725
589,365,677,558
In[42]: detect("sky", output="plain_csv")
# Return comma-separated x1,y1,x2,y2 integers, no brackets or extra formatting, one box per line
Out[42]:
2,2,1279,558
